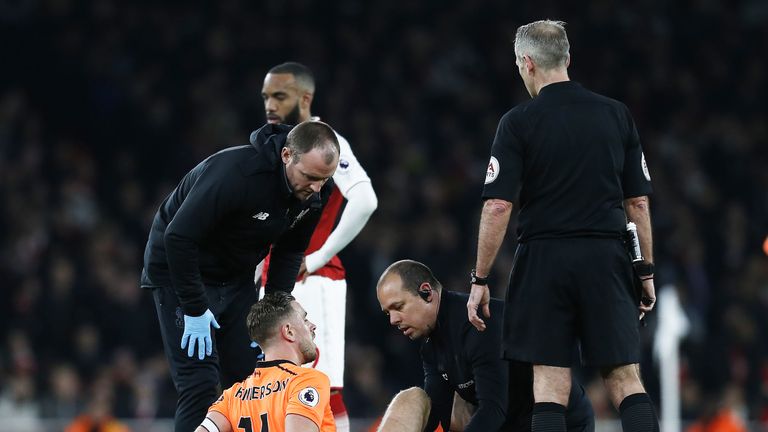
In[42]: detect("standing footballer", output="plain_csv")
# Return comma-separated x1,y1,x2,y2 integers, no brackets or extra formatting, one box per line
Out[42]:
258,62,377,432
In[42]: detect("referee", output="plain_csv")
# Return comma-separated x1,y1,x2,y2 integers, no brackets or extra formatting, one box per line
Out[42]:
378,260,594,431
141,121,339,431
466,20,659,432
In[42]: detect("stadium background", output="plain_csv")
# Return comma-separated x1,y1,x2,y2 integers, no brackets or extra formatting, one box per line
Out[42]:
1,0,767,430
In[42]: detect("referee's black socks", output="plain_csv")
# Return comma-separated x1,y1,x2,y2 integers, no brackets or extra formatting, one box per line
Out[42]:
619,393,660,432
532,402,566,432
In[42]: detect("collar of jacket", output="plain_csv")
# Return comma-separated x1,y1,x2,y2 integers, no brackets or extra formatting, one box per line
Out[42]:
435,287,453,330
428,289,455,343
255,359,298,368
246,123,295,199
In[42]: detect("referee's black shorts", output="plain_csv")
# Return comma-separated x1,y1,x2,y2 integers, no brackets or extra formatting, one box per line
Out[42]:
502,237,640,367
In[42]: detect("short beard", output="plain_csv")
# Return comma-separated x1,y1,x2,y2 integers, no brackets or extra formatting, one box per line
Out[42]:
283,103,302,125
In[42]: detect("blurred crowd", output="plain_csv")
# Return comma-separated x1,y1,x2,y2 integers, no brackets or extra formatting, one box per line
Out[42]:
1,0,767,430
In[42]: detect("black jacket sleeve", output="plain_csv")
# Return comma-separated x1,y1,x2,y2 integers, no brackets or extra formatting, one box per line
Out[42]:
463,326,509,432
164,162,243,316
423,356,453,432
264,192,326,294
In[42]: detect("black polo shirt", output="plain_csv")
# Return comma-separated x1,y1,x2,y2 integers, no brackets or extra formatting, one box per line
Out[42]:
422,290,592,432
482,81,653,241
422,291,508,432
141,123,333,316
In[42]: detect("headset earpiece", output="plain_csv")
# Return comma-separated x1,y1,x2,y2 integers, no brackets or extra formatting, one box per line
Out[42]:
419,288,431,302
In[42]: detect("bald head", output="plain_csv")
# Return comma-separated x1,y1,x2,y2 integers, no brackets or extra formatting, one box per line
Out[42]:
377,259,442,297
286,120,340,165
377,260,442,340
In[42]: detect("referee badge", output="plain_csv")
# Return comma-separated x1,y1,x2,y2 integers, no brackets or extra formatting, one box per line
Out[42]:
641,153,651,181
485,156,500,184
298,387,320,407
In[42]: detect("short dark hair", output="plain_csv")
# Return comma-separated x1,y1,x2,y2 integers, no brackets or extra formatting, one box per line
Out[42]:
268,62,315,93
247,291,297,345
380,259,442,297
286,120,339,165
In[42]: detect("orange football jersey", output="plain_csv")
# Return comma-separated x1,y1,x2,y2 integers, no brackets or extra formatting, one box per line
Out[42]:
209,359,336,432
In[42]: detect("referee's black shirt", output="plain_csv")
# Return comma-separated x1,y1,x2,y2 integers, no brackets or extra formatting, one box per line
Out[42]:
482,81,653,241
141,123,332,316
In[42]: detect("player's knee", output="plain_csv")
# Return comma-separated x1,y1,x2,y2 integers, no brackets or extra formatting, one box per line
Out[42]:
386,387,431,419
392,386,430,408
379,387,431,432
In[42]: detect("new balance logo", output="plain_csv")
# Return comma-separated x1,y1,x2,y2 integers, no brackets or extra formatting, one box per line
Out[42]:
252,212,270,220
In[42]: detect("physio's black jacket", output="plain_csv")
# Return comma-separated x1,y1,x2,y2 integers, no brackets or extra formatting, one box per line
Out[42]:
422,290,592,432
141,123,332,316
482,81,653,242
423,291,507,431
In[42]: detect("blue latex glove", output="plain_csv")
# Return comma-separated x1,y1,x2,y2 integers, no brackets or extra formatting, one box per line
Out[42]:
181,309,220,360
250,341,266,361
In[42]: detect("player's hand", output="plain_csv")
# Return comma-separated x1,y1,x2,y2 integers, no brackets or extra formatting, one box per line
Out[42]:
467,284,491,331
298,257,308,283
181,309,220,360
638,278,656,320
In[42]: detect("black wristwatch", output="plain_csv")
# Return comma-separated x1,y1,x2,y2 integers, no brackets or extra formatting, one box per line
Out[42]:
633,261,655,280
470,269,489,286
